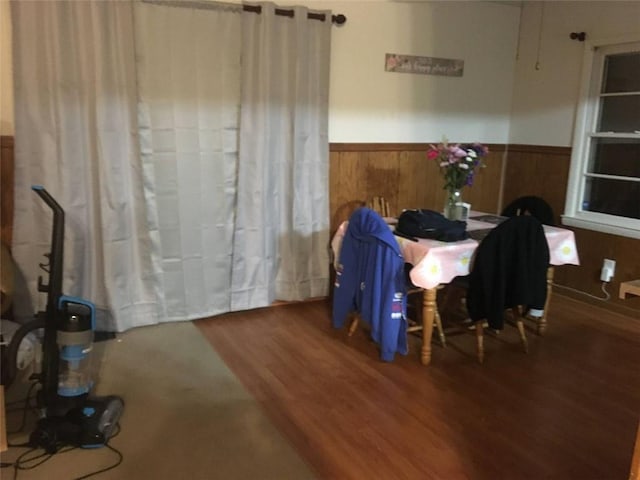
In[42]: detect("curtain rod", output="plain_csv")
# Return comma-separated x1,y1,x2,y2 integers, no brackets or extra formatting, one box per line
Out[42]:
242,4,347,25
141,1,347,26
141,0,347,25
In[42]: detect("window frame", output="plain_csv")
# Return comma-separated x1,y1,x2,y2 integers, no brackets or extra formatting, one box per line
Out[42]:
563,35,640,239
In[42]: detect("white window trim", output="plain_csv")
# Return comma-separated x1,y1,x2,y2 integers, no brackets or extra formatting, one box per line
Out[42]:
563,34,640,240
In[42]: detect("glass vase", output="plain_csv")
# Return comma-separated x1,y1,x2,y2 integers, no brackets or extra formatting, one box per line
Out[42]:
443,188,466,221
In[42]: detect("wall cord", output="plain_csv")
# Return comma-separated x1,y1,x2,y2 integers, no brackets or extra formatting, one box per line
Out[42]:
552,281,611,302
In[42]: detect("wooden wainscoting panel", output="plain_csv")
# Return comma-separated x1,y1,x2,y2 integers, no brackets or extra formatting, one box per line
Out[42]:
463,145,505,215
396,150,436,212
365,150,401,215
330,151,366,232
1,136,14,246
502,145,571,225
329,143,505,232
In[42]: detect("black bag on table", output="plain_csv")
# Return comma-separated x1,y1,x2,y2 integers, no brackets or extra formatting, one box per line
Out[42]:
395,209,469,242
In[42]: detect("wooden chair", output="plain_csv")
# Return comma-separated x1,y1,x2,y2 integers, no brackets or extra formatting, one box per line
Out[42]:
348,293,446,348
334,207,412,361
366,196,392,218
349,271,446,349
342,204,446,357
465,216,550,363
405,286,446,347
501,195,555,333
364,199,447,350
474,307,528,364
501,195,555,226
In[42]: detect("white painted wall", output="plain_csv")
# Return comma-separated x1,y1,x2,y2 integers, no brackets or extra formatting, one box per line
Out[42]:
299,1,520,143
0,0,520,143
2,1,638,145
510,0,640,147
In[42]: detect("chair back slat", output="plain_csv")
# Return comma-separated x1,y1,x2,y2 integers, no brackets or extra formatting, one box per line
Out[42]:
367,196,391,218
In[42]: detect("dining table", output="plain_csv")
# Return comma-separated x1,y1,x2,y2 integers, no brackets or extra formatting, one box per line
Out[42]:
331,211,580,365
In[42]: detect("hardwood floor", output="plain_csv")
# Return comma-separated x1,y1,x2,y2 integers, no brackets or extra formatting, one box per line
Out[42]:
196,294,640,480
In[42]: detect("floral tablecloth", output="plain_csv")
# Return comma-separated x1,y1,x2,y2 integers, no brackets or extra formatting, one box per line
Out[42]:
331,214,580,290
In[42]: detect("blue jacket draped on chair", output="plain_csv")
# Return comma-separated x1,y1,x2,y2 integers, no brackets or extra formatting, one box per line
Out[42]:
332,208,408,361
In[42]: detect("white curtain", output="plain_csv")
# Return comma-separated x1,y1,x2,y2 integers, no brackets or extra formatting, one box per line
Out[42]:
134,1,242,321
231,4,331,309
11,0,161,331
11,0,331,330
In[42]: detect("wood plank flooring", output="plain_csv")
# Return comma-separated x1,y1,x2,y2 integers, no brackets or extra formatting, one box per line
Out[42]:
196,294,640,480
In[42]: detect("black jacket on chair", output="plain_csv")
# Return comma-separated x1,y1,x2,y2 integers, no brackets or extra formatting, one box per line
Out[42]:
466,216,550,330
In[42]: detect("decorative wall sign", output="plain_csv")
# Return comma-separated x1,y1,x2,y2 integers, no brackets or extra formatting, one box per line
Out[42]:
385,53,464,77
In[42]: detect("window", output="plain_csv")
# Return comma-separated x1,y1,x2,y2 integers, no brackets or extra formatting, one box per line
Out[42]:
563,39,640,239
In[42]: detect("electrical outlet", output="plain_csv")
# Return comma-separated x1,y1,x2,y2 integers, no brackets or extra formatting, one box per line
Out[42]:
600,258,616,282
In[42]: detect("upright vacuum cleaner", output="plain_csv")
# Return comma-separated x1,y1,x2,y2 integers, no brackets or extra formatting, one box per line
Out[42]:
3,186,124,453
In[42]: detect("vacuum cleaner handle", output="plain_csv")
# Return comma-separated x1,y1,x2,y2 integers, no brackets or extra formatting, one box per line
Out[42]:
32,185,65,218
31,185,65,305
32,185,66,407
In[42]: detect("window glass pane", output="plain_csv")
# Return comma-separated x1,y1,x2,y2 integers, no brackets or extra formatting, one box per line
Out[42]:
583,177,640,219
602,52,640,93
597,95,640,132
588,138,640,177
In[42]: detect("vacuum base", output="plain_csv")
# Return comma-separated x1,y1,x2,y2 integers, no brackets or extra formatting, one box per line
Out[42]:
30,395,124,453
